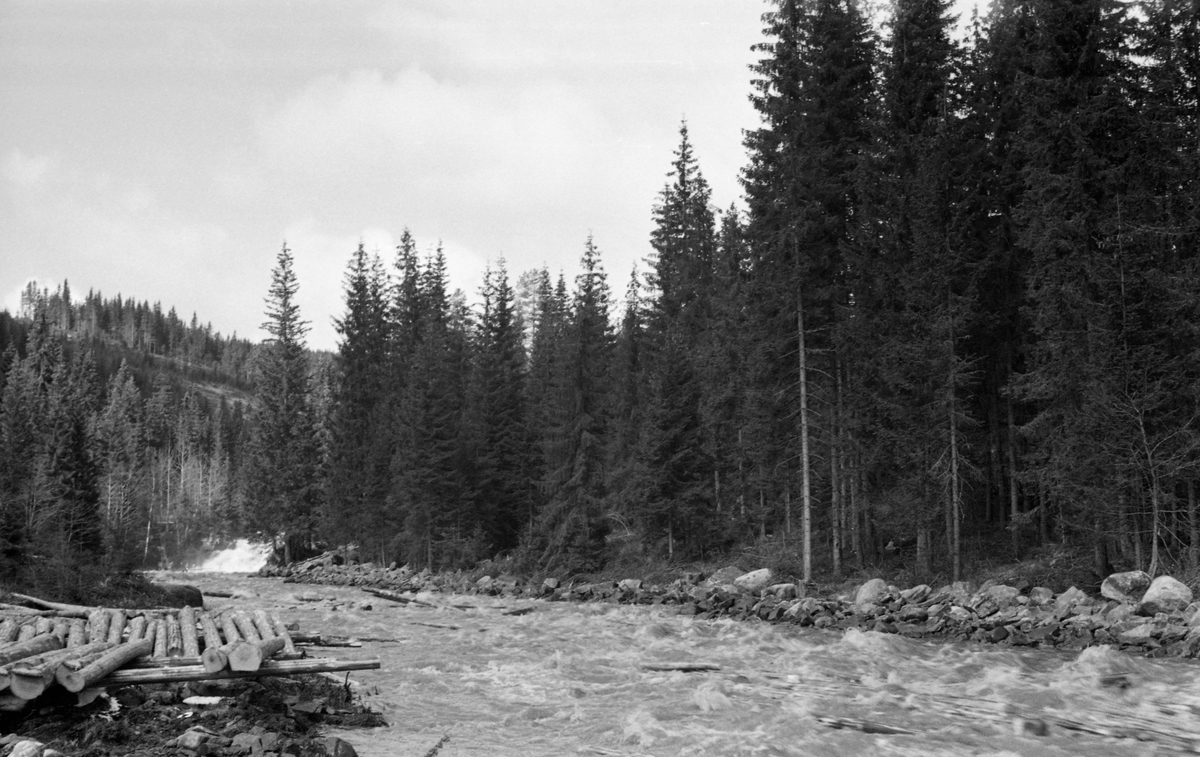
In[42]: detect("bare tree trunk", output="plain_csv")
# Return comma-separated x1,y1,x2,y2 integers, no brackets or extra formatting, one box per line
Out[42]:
798,292,812,584
831,354,842,576
850,448,862,568
1006,376,1020,557
1189,481,1198,571
949,380,962,582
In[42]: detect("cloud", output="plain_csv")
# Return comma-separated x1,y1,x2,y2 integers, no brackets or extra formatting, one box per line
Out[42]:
2,149,57,188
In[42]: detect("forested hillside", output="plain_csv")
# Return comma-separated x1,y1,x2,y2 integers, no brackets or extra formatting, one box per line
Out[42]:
5,0,1200,590
0,283,261,591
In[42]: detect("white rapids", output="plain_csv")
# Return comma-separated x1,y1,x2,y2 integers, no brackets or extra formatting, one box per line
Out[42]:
189,540,273,573
169,572,1200,757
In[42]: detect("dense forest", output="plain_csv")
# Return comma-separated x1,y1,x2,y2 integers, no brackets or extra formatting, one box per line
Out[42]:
5,0,1200,591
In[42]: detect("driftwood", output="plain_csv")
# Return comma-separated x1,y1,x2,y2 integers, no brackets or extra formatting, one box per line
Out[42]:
97,656,381,687
290,633,361,648
640,661,721,672
61,638,154,693
361,587,435,608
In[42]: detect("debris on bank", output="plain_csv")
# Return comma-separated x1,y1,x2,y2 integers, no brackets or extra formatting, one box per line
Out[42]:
0,593,380,713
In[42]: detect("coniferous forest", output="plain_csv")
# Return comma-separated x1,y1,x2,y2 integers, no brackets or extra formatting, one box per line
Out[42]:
6,0,1200,592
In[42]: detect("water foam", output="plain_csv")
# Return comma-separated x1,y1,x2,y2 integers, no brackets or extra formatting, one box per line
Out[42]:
193,539,272,572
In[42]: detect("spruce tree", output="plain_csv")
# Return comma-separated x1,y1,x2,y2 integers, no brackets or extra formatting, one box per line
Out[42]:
246,243,321,563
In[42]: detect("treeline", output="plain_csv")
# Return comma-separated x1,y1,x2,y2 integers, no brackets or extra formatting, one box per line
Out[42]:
248,0,1200,581
0,288,255,593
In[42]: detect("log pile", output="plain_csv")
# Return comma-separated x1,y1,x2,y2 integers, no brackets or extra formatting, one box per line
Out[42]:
0,602,379,710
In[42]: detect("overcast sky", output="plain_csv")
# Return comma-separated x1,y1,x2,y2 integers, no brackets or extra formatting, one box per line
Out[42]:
0,1,776,351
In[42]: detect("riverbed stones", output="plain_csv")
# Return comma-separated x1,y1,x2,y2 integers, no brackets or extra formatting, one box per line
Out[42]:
703,566,745,589
734,569,773,594
1137,576,1193,616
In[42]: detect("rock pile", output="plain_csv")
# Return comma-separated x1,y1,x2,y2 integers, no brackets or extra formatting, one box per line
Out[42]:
261,558,1200,657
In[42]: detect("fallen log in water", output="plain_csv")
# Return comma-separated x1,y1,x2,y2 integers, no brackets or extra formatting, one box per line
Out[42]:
640,661,721,672
361,586,435,607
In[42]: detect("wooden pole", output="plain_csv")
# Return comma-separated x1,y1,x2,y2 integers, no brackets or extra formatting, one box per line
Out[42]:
97,656,381,687
60,639,154,693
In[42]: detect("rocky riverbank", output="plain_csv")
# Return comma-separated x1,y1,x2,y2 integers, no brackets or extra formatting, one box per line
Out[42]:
262,558,1200,658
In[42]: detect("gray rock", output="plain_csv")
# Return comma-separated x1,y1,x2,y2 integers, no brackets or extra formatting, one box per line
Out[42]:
703,566,746,588
8,741,45,757
855,577,889,606
1101,570,1152,603
1136,575,1194,616
323,737,360,757
981,584,1021,606
618,578,643,593
733,569,774,594
900,584,931,603
765,582,798,600
1053,586,1090,616
542,577,559,591
1028,586,1054,606
154,582,204,608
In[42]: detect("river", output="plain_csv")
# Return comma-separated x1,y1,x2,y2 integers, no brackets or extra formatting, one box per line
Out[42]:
166,571,1200,756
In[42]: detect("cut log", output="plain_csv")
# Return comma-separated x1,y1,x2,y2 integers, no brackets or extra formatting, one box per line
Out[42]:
97,656,381,687
60,638,153,693
252,609,276,640
67,619,86,648
52,619,69,642
122,651,304,669
8,641,115,699
165,612,183,657
106,610,126,645
227,636,286,672
0,618,18,644
199,613,222,652
0,693,28,712
231,611,261,642
220,613,242,644
180,607,200,658
290,633,361,648
16,624,35,642
153,616,167,658
0,634,63,667
33,617,53,636
127,615,147,643
268,613,297,655
87,609,110,645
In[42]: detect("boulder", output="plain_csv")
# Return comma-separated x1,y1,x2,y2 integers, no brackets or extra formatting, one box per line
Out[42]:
1101,570,1152,603
733,569,774,594
900,584,931,603
1136,576,1194,616
618,578,643,593
855,577,889,607
703,566,745,588
154,582,204,608
981,584,1021,606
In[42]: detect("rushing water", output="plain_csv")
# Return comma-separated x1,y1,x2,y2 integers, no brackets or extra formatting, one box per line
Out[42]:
166,572,1200,756
190,540,272,573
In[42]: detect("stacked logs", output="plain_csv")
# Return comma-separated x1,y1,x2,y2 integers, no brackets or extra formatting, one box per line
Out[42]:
0,605,369,711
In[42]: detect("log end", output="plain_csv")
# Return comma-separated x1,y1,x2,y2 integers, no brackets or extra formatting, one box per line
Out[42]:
200,648,228,674
227,641,263,672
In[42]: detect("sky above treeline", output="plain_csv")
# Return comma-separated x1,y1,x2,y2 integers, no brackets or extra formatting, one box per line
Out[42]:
0,0,986,352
